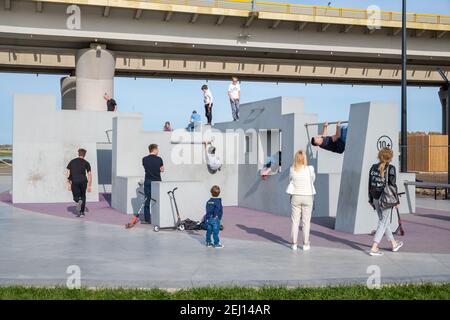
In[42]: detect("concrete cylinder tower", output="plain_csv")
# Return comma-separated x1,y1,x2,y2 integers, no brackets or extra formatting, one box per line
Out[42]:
60,76,77,110
75,44,115,111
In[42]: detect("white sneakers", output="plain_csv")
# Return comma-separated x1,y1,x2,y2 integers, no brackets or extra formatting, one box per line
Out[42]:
291,244,310,251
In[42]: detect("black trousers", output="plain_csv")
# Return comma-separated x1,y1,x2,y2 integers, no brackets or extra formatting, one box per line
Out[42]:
204,103,213,125
71,180,87,213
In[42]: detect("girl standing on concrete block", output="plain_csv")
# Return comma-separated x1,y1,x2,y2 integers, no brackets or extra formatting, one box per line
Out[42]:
286,150,316,251
368,148,403,256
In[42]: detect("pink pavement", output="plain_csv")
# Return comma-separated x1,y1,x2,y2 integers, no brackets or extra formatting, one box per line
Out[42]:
1,192,449,254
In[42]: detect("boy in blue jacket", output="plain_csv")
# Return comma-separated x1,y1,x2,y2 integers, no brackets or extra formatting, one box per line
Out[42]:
205,185,224,249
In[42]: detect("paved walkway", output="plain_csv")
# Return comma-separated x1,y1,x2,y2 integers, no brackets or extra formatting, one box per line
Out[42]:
1,176,449,288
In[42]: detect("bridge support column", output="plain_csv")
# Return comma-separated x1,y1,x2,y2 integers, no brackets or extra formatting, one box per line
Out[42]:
75,44,115,111
60,76,76,110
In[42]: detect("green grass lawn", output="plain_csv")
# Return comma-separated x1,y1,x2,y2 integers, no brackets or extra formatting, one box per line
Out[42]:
0,150,12,157
0,284,449,300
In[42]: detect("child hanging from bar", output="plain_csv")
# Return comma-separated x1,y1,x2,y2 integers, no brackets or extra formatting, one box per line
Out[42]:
311,121,348,154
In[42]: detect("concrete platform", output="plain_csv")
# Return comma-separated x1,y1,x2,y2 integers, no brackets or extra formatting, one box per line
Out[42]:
0,176,449,288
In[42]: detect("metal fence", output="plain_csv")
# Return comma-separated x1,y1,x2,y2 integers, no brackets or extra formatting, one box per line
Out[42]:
138,0,450,25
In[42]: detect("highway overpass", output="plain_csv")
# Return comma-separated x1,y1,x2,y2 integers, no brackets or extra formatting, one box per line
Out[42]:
0,0,449,85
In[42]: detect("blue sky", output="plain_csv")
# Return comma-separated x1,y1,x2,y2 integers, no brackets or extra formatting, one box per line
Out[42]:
1,0,449,144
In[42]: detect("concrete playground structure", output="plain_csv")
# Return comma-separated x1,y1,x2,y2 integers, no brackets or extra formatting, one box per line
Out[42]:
12,92,415,234
12,94,141,203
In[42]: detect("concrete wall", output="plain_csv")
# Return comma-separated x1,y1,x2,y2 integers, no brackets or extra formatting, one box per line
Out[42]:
216,97,322,217
335,101,415,234
12,93,138,203
111,115,239,214
152,181,206,228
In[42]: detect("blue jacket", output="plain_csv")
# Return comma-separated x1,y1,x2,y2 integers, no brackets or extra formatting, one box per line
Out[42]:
205,197,223,221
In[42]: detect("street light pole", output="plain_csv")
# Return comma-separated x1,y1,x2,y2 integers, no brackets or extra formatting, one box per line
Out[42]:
400,0,408,173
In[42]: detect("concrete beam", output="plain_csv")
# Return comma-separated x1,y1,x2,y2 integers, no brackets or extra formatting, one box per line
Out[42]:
103,6,110,17
437,31,447,39
392,28,401,36
216,15,225,25
5,0,11,10
341,25,353,33
271,20,281,29
190,13,199,24
296,21,308,31
36,1,43,13
244,14,256,28
164,11,173,22
415,29,426,37
319,23,331,32
0,46,447,86
134,9,142,20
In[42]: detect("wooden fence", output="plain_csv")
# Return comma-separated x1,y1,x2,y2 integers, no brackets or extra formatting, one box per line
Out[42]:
408,134,448,172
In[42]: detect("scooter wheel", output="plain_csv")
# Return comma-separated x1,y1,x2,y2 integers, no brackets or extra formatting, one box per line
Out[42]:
153,225,160,232
178,224,185,231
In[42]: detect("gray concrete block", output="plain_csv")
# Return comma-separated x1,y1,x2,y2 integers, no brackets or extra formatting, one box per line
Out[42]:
335,101,400,234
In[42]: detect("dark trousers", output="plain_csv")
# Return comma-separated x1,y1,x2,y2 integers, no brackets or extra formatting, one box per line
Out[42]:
71,180,87,213
143,179,152,223
204,103,213,125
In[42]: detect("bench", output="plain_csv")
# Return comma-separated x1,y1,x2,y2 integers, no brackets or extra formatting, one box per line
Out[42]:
404,181,450,200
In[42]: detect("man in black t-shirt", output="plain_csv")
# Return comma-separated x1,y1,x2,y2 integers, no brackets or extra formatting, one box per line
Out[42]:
311,121,348,154
66,148,92,217
142,144,164,224
103,93,117,112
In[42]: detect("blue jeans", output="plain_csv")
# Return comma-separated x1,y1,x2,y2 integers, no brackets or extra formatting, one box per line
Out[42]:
230,99,240,121
206,217,221,245
143,180,152,223
340,125,348,143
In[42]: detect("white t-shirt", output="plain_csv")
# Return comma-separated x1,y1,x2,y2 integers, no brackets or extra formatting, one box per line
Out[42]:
206,153,221,171
287,166,316,195
203,89,213,104
228,83,240,100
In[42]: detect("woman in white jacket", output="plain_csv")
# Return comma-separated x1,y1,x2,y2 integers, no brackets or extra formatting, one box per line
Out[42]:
286,150,316,251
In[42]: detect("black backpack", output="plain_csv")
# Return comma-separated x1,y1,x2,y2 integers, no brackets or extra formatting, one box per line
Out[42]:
181,219,201,230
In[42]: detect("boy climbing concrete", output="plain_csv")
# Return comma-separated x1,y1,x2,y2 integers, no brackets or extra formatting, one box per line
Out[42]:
205,185,224,249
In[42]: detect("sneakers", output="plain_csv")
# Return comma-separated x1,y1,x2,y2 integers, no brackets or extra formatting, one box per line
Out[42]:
206,242,213,248
78,213,85,218
369,250,384,256
214,243,224,249
303,244,311,251
291,244,298,251
392,241,404,252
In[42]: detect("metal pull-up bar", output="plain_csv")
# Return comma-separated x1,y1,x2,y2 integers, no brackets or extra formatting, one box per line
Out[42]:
304,121,348,127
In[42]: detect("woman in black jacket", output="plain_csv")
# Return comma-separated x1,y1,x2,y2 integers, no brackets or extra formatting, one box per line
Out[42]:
368,148,403,256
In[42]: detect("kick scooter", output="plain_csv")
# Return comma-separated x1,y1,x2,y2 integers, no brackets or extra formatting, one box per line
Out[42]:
153,187,185,232
125,191,156,229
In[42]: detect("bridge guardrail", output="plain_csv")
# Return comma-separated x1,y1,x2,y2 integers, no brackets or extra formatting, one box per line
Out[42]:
135,0,449,25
